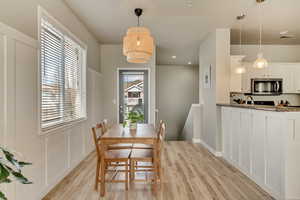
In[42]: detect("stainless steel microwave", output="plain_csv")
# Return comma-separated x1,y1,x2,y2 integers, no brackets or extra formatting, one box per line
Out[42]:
251,78,283,95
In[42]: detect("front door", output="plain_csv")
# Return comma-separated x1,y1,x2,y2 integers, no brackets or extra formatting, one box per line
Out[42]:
118,70,149,124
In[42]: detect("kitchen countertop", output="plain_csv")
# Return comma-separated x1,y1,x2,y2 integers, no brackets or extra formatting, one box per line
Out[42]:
217,103,300,112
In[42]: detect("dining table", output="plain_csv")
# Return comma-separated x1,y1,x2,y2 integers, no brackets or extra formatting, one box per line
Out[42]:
99,123,158,197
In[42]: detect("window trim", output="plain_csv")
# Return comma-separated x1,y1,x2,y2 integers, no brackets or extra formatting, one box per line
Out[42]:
37,6,87,135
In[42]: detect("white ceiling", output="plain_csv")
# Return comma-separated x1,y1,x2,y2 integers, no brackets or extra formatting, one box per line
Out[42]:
231,0,300,46
64,0,300,65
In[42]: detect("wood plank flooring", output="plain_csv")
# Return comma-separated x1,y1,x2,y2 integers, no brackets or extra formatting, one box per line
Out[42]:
43,141,274,200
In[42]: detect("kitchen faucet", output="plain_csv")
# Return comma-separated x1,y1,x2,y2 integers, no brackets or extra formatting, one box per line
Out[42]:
245,96,254,105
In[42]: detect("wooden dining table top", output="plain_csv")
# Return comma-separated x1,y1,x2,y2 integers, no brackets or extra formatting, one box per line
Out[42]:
101,123,157,140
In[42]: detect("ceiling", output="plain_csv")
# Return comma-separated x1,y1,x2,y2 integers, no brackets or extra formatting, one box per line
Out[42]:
231,0,300,46
64,0,300,65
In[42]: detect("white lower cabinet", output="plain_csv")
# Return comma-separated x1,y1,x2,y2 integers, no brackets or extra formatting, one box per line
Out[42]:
221,107,300,200
239,110,251,174
231,111,240,165
265,115,283,197
221,107,232,161
252,112,266,186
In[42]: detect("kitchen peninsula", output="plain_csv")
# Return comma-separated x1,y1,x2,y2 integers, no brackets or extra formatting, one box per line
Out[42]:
218,103,300,200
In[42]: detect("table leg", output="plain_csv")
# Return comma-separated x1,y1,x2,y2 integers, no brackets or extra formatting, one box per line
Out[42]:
100,143,106,197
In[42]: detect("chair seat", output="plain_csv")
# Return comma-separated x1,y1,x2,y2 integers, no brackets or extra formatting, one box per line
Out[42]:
131,149,153,160
108,143,133,150
132,143,153,149
105,149,131,160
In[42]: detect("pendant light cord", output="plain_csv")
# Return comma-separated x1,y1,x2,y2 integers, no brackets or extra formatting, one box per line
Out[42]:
259,2,262,52
239,20,242,55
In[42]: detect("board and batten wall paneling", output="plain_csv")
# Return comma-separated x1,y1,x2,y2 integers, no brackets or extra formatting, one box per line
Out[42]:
0,22,103,200
0,33,5,146
15,39,45,200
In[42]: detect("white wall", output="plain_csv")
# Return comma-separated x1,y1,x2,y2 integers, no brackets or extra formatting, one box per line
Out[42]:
199,29,230,152
231,45,300,63
100,44,156,124
0,16,102,200
182,104,202,142
0,0,101,72
216,30,231,104
156,65,199,140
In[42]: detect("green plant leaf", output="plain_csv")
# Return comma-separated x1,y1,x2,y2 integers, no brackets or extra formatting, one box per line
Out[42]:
18,162,32,167
1,148,21,171
11,171,32,184
0,191,7,200
0,164,9,182
0,178,11,184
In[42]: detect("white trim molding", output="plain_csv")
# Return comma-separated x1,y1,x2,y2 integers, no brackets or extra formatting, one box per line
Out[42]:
194,139,223,157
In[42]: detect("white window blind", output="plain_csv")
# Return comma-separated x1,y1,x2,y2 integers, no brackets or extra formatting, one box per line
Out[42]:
40,18,86,132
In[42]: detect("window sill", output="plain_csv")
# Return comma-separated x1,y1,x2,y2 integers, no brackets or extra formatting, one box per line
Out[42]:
39,117,87,136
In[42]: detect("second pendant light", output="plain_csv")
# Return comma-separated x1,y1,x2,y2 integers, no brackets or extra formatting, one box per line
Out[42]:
253,0,268,69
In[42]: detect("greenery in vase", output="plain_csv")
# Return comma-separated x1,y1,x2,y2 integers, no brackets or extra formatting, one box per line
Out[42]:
127,110,144,124
0,147,32,200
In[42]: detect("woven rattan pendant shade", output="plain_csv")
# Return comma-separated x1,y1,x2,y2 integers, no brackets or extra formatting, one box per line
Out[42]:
123,9,154,63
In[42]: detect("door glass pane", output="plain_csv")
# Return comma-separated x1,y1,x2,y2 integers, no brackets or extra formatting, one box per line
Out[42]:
119,70,148,123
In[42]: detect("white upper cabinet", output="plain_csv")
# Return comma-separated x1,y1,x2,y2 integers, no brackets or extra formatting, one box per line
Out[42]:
230,59,300,94
293,65,300,93
230,56,245,92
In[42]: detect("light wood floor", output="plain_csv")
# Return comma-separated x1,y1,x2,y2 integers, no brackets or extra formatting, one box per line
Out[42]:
43,141,274,200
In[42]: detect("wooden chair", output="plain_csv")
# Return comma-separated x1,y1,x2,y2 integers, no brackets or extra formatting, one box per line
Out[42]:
132,120,164,150
91,123,131,192
129,123,166,184
101,119,133,150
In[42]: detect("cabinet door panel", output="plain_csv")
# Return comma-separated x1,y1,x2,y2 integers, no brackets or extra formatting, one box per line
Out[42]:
230,59,242,92
222,107,232,161
252,111,266,184
231,110,240,165
293,66,300,93
240,111,252,174
282,67,294,93
266,115,283,195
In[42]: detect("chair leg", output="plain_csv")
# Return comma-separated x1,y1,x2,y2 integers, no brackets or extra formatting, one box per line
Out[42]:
125,161,129,190
100,160,106,197
130,159,134,182
95,159,100,190
158,159,162,183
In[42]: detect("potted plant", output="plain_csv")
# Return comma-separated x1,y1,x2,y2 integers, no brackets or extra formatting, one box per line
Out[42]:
0,147,32,200
126,111,144,130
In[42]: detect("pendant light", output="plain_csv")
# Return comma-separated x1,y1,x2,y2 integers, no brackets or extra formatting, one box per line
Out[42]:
235,14,246,74
253,0,268,69
123,8,154,63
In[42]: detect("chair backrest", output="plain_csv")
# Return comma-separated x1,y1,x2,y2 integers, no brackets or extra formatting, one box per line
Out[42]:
102,119,109,134
157,120,163,132
91,123,103,158
157,120,165,139
157,123,166,155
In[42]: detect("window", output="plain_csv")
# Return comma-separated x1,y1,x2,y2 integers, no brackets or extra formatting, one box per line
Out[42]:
39,14,86,132
128,92,141,98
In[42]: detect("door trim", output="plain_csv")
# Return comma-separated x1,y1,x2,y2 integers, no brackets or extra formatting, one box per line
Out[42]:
116,68,151,124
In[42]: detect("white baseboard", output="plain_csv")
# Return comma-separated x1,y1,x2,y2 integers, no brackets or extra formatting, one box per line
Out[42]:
192,138,201,143
214,151,223,157
194,139,223,157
